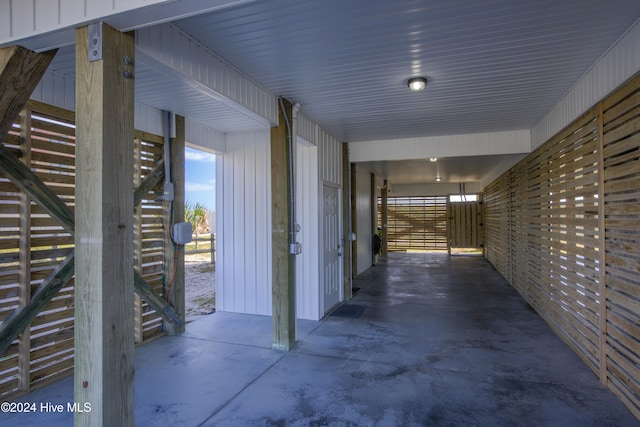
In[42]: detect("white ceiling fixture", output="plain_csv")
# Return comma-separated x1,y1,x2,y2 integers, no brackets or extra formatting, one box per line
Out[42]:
408,77,428,92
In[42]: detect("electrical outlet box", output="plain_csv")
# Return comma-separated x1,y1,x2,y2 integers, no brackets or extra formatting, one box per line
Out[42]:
289,242,302,255
349,233,357,241
162,182,174,202
173,222,193,245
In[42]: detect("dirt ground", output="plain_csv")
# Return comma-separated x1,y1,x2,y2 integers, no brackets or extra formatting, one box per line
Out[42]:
184,252,216,322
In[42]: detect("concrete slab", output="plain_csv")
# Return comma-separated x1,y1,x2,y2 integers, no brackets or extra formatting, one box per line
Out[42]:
1,253,638,426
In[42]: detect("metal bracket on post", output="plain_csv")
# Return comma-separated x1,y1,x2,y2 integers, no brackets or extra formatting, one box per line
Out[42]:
88,22,103,62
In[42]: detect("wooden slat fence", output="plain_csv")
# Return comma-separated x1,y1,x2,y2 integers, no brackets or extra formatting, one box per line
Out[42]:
0,101,168,400
483,73,640,419
379,196,448,251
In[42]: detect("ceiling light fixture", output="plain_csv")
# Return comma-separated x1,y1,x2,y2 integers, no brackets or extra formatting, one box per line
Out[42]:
430,157,438,162
408,77,428,92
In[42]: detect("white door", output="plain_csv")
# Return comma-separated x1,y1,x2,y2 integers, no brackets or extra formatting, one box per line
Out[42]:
323,185,342,313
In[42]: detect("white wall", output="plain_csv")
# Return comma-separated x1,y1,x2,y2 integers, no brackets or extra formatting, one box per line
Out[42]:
390,182,482,197
215,130,272,315
355,166,372,275
349,130,531,163
296,141,320,320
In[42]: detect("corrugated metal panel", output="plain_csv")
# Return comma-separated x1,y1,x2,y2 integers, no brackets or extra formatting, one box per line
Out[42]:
0,0,168,42
31,69,75,111
296,143,320,320
136,23,278,127
134,102,163,136
215,131,272,315
532,19,640,148
185,120,226,153
296,113,317,146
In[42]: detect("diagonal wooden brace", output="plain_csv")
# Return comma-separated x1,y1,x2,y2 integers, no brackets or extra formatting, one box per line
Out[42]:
0,152,179,354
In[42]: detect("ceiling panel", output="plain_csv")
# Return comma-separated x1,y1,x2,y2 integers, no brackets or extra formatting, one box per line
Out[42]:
174,0,640,142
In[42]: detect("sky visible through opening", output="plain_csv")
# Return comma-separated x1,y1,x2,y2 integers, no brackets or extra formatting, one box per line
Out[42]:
185,147,216,211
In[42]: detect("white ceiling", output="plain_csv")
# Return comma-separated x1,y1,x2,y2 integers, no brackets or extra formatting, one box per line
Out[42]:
173,0,640,142
42,0,640,186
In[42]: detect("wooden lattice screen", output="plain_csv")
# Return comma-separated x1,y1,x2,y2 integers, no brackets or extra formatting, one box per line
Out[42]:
0,101,167,399
379,196,448,251
483,73,640,419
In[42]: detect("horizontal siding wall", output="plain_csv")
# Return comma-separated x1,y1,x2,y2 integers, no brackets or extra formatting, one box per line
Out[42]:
483,73,640,420
216,131,272,315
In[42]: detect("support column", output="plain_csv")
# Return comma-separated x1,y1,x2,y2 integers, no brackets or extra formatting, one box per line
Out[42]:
350,164,358,277
271,99,295,350
166,114,186,335
75,23,135,426
18,108,32,392
342,143,352,299
381,180,388,257
371,173,377,265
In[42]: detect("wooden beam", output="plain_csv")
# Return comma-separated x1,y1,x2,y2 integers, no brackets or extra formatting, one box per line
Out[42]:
17,108,32,390
597,101,608,385
0,142,75,234
271,98,296,351
0,254,75,355
74,23,135,426
134,271,183,326
350,164,358,277
165,114,186,335
342,143,352,299
0,46,56,140
0,154,178,353
371,172,377,265
381,179,388,257
133,158,165,206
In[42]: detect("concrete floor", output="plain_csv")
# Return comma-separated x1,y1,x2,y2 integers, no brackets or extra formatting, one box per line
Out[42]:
1,253,638,426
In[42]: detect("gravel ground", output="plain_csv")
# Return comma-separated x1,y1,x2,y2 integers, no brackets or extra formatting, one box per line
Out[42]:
184,253,216,322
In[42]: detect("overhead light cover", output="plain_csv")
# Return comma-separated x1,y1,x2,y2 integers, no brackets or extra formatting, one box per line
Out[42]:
430,157,438,162
408,77,428,92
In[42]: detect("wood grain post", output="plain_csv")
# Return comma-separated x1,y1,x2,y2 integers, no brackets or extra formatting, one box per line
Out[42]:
350,164,358,277
342,143,352,299
18,108,32,391
271,99,296,351
74,23,135,426
166,114,186,335
133,137,144,343
597,101,607,385
371,172,377,265
381,179,388,257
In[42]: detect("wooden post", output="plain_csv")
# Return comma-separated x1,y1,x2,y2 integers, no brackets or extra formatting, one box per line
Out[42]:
0,46,56,140
166,114,186,335
18,108,31,391
597,101,608,385
371,173,377,265
350,164,358,277
75,23,135,426
271,99,296,351
342,143,352,299
133,137,144,343
381,179,388,257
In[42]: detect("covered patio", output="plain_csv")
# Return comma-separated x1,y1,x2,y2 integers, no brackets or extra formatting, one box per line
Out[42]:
3,253,635,426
